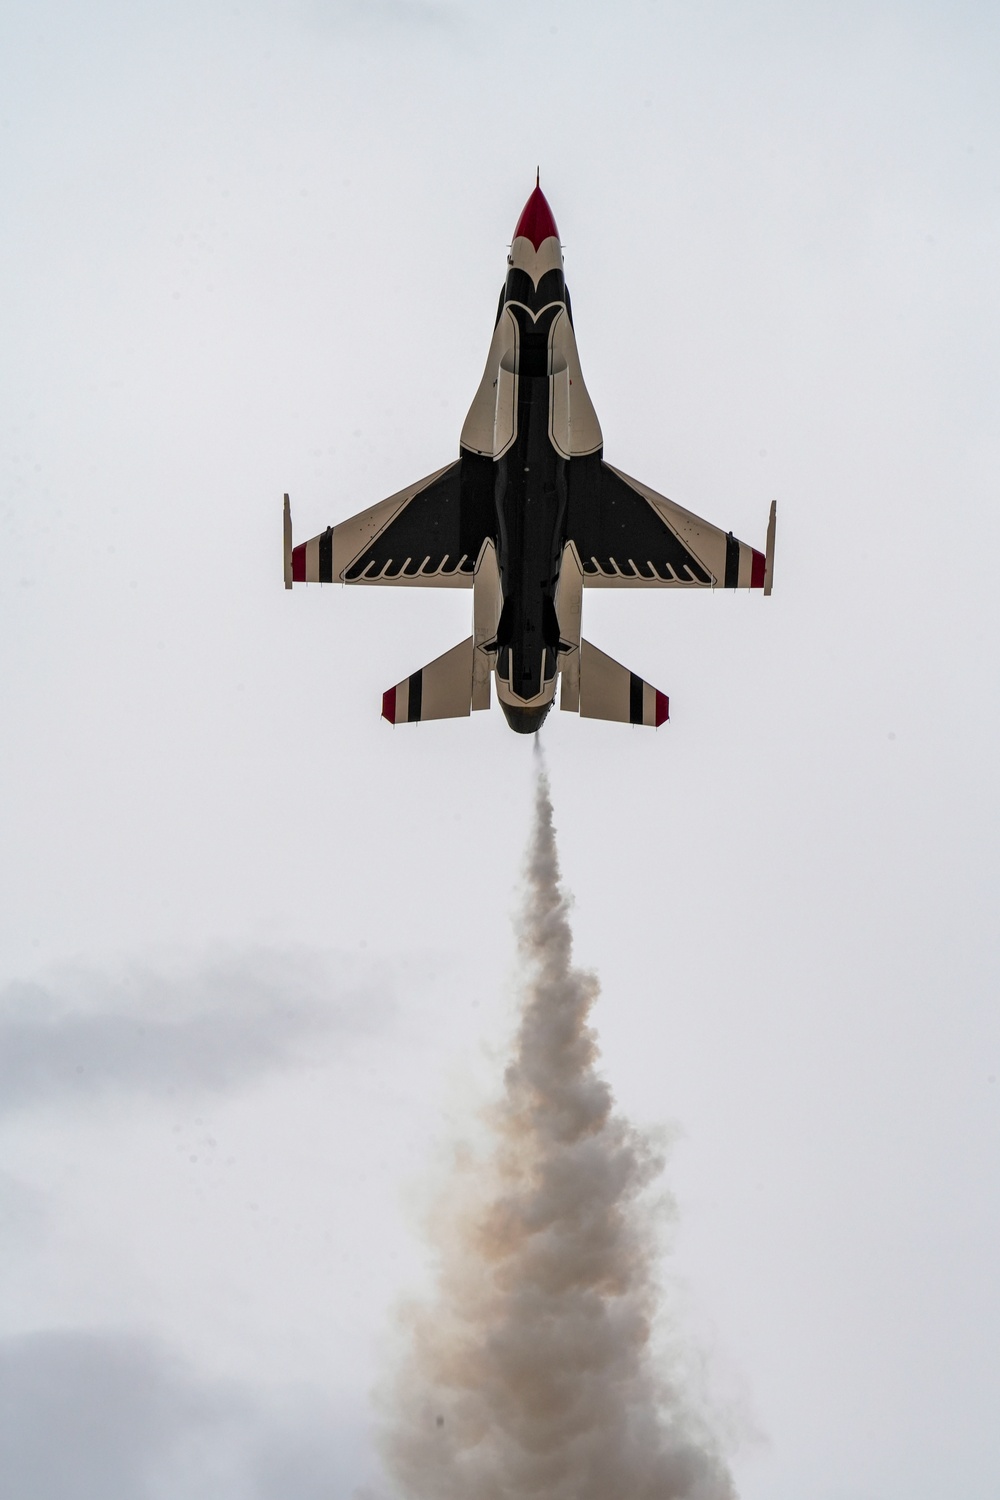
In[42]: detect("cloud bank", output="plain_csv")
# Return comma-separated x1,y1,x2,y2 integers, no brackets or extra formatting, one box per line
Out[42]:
0,949,390,1115
0,1327,360,1500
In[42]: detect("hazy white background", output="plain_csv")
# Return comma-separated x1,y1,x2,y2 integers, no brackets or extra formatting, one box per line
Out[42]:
1,1,998,1496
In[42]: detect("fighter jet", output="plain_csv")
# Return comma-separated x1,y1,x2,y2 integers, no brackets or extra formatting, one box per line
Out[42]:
283,178,775,733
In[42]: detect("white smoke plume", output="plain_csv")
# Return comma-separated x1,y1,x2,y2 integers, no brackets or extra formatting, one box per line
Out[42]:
383,752,735,1500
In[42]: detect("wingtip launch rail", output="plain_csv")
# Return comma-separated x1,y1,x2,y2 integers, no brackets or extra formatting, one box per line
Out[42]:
283,182,775,734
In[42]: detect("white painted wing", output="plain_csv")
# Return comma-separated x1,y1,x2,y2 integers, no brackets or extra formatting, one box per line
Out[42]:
568,462,772,591
289,463,490,588
574,639,669,727
381,638,474,725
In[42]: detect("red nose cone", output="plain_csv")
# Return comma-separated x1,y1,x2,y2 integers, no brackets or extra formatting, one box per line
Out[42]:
512,183,560,250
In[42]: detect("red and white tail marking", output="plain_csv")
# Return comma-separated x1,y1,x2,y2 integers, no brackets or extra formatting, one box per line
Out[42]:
575,640,668,728
381,638,474,725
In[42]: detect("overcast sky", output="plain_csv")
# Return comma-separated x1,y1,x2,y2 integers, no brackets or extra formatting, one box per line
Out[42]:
2,1,999,1496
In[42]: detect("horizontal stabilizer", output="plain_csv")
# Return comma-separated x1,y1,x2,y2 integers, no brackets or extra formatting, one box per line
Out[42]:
577,639,668,727
381,637,474,725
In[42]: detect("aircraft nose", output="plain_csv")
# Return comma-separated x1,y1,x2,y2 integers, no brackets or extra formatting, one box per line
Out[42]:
512,176,560,250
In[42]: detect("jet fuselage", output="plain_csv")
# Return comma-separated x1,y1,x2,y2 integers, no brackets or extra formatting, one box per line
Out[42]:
457,187,599,732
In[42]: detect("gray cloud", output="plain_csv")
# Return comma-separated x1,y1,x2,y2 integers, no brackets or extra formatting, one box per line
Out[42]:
0,1171,48,1260
301,0,461,38
0,950,392,1115
342,0,456,24
0,1328,368,1500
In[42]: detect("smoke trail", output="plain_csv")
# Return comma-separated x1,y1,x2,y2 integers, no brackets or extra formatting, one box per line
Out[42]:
383,753,735,1500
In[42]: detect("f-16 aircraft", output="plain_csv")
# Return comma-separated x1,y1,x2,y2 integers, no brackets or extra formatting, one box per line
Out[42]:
283,178,775,733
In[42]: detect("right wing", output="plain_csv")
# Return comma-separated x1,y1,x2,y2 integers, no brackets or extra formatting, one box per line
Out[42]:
289,462,494,588
567,460,773,591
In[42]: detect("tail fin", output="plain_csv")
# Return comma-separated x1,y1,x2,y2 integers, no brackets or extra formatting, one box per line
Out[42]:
575,639,668,727
381,638,474,725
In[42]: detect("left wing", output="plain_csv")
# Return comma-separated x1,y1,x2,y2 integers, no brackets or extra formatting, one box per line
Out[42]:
567,461,774,591
288,462,495,588
381,637,476,724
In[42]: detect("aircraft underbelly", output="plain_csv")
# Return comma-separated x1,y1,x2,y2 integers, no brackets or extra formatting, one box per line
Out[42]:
495,373,567,706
